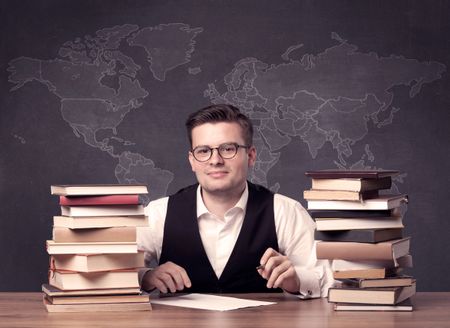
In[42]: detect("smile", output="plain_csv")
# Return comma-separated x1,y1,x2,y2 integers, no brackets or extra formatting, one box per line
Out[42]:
207,171,228,178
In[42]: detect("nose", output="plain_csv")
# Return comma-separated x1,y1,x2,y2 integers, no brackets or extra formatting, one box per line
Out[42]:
209,148,224,164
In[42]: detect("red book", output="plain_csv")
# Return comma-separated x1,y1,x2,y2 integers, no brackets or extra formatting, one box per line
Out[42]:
59,195,140,206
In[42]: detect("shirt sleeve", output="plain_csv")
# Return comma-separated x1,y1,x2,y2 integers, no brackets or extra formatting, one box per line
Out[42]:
136,197,169,287
274,194,335,298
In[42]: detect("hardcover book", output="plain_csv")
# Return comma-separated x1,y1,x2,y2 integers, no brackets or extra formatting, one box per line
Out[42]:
328,282,416,305
51,184,148,196
53,215,149,229
44,292,150,305
303,189,379,201
334,299,413,311
310,176,392,192
50,252,145,272
52,226,137,243
43,297,152,312
59,194,141,206
46,240,138,255
339,275,414,288
307,194,408,211
314,217,403,231
309,209,393,218
60,205,145,217
314,228,403,243
316,237,411,262
333,268,401,279
305,170,399,179
42,283,141,296
48,269,140,290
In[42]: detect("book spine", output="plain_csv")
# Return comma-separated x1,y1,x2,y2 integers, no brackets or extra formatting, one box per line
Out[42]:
59,195,140,206
316,241,394,261
52,227,137,242
314,228,403,243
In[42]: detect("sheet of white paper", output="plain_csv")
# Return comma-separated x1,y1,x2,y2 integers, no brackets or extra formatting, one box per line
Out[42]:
151,293,276,311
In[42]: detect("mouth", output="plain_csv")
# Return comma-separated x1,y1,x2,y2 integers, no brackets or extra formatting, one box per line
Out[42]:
207,171,228,178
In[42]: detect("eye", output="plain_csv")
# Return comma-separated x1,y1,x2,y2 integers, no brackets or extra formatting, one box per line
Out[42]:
220,143,237,153
194,147,210,155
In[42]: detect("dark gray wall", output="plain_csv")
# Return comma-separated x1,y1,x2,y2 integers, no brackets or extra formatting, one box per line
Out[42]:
1,0,449,291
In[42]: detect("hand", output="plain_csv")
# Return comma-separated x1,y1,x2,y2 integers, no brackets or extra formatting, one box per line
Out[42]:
257,248,300,293
142,261,192,293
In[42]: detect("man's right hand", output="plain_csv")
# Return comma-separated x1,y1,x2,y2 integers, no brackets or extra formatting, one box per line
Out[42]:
141,261,192,293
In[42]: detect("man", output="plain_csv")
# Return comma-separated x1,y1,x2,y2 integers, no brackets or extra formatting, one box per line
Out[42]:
138,104,332,297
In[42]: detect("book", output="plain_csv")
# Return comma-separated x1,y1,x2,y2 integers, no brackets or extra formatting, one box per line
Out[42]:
314,217,403,231
332,255,413,271
307,194,408,210
327,282,416,305
48,269,140,290
310,176,392,192
334,299,413,311
59,194,141,206
61,205,145,217
43,297,151,312
305,170,399,179
333,268,401,279
42,283,140,296
52,226,137,243
53,215,148,229
339,275,414,288
316,237,411,262
44,292,150,305
46,240,138,254
309,209,393,218
303,189,379,201
51,184,148,196
314,228,403,243
50,252,145,272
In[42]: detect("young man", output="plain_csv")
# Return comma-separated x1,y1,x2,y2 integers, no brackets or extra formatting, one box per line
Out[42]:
138,104,332,297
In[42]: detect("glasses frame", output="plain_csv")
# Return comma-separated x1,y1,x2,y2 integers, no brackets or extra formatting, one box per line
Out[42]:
191,142,249,162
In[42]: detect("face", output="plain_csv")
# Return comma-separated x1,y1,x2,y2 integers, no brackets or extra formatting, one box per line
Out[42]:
188,122,256,198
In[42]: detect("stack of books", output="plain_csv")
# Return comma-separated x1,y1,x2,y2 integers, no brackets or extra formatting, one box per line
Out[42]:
43,184,152,312
304,170,416,311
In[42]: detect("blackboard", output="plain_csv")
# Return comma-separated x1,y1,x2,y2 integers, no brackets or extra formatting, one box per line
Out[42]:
1,0,449,291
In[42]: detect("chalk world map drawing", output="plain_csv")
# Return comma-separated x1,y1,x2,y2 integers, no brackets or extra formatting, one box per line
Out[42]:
7,24,446,200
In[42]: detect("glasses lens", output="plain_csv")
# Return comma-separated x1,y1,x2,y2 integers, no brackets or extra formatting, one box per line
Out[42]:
219,143,238,159
193,146,211,161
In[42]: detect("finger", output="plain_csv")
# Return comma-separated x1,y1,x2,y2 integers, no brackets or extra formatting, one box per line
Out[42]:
179,267,192,288
168,266,192,290
261,255,285,279
272,266,295,289
259,248,279,266
266,261,290,288
153,278,168,294
159,272,178,293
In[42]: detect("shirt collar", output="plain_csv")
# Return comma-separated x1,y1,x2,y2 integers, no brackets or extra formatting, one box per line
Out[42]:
196,182,249,219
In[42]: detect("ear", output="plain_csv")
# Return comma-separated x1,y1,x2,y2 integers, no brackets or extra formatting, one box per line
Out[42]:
188,151,196,172
247,146,257,167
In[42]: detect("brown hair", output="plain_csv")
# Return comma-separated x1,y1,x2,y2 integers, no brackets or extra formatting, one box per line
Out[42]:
185,104,254,147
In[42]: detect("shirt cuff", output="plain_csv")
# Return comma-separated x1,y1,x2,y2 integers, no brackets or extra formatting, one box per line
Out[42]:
296,268,321,299
138,267,153,289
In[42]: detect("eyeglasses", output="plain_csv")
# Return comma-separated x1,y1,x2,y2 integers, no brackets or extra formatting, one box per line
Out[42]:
191,143,249,162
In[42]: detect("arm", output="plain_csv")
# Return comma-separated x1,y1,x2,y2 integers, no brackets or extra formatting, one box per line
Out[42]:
137,197,192,293
257,194,334,298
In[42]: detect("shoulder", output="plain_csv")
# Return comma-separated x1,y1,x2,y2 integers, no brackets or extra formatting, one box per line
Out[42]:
274,193,304,210
144,196,169,217
273,193,314,226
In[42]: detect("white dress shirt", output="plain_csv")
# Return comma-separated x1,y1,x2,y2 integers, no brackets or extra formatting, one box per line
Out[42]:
137,183,333,298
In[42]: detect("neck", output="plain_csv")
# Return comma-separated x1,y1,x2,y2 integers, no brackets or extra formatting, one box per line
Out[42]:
201,184,246,218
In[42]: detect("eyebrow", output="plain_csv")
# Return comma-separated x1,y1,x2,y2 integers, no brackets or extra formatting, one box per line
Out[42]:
193,142,238,148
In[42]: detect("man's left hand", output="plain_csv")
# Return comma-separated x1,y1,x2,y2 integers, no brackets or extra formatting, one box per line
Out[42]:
257,247,300,293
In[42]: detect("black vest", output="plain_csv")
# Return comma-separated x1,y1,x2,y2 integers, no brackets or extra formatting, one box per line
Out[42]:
159,182,280,293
